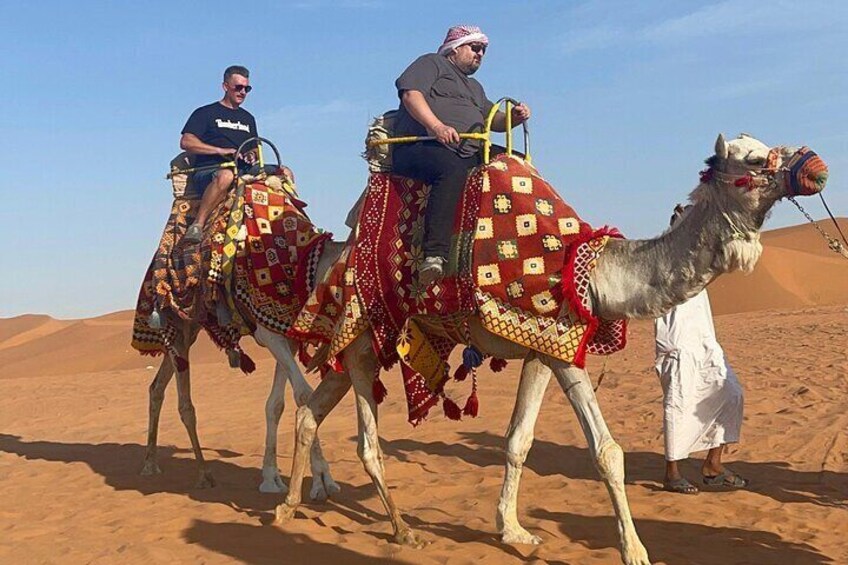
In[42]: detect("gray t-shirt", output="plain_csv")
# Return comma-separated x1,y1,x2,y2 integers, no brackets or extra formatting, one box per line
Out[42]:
395,53,494,157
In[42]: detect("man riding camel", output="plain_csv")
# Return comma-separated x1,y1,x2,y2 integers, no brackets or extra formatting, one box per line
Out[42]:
181,65,258,243
392,25,531,284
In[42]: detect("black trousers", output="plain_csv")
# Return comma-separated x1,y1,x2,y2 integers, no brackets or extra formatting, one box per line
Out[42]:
392,142,481,260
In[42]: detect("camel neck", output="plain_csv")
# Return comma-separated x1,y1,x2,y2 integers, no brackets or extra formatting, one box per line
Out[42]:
588,195,757,320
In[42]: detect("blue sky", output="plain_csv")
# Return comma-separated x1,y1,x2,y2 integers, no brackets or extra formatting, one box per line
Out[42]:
1,0,845,318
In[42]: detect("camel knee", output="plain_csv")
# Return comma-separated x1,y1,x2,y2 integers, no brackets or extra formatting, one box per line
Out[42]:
149,381,166,405
266,394,285,421
178,401,197,425
357,439,382,477
505,432,533,468
295,406,318,443
595,441,625,483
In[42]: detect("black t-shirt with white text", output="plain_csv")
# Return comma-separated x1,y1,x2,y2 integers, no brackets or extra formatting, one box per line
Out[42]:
181,102,258,168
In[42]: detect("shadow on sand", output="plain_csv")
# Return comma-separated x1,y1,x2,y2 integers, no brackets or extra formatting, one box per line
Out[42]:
2,432,841,564
534,510,834,565
379,431,846,508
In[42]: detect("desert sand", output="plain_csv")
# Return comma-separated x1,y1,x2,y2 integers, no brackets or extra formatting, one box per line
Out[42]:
1,220,846,564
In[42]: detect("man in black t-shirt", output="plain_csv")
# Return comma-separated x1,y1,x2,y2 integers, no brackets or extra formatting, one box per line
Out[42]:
181,65,258,243
392,26,531,285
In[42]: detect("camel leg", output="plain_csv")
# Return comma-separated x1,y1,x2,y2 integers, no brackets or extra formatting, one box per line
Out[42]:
258,348,290,494
140,356,175,475
169,327,215,489
276,370,350,523
497,354,551,545
346,338,423,547
549,361,649,565
283,340,341,501
254,327,340,499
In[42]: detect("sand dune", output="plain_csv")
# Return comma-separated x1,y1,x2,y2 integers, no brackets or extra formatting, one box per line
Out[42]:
708,218,848,315
0,220,846,564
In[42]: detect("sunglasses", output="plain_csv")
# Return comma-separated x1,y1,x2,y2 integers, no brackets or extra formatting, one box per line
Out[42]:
468,43,487,54
231,84,252,93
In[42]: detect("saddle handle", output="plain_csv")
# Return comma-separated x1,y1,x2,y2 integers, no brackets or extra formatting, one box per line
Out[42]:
164,136,283,180
365,96,531,165
236,136,283,175
483,97,531,165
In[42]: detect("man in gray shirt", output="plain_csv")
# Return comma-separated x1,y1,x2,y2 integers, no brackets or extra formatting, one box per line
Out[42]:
392,25,531,284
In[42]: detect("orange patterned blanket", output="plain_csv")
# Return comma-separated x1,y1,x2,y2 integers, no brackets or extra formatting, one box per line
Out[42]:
132,174,329,371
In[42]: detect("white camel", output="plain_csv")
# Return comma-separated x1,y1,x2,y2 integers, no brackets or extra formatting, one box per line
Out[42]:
274,134,827,565
139,233,346,501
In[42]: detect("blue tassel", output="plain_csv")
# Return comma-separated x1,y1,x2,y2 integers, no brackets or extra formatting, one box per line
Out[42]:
462,345,484,369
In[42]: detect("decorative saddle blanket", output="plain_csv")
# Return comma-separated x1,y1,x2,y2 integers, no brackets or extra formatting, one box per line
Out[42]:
289,155,626,424
131,174,330,371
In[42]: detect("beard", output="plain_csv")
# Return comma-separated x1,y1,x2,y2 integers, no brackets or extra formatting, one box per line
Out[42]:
456,59,480,75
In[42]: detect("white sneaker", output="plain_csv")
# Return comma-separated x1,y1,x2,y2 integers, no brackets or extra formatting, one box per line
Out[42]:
419,256,445,286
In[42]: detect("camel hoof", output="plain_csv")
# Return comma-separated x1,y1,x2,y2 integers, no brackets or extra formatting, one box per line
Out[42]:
275,503,297,525
140,460,162,476
195,470,216,489
259,470,289,494
309,472,341,502
395,528,426,549
623,538,651,565
501,528,543,545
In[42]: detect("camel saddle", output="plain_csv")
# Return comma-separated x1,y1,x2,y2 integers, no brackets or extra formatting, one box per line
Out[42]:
131,172,330,372
289,154,626,424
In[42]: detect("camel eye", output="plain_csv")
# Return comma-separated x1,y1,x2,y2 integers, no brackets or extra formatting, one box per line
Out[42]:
745,154,766,166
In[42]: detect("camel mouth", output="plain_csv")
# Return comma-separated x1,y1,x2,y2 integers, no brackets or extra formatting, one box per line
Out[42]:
785,147,828,196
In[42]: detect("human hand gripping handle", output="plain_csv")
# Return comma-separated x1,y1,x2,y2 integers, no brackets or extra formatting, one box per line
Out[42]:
428,122,460,146
511,103,531,125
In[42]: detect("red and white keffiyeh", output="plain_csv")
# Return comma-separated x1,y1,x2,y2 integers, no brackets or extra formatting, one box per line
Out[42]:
437,25,489,55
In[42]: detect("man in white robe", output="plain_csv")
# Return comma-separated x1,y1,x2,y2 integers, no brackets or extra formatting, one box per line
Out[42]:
654,206,749,494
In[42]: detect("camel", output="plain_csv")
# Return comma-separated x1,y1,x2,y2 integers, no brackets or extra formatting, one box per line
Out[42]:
273,134,828,565
138,179,346,501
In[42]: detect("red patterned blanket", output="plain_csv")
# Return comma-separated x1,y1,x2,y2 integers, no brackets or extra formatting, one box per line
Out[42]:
132,174,329,370
289,155,626,424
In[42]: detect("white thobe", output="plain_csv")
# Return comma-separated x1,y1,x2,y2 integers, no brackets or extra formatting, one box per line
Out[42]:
654,289,743,462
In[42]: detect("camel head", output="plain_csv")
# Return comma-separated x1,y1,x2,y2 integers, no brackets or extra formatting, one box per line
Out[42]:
698,133,828,213
687,133,828,272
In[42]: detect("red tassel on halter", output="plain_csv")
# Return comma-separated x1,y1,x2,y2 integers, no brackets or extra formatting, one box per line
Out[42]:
443,397,462,420
239,352,256,374
462,390,479,417
372,377,388,404
453,364,470,381
174,356,189,372
489,357,507,372
734,175,753,188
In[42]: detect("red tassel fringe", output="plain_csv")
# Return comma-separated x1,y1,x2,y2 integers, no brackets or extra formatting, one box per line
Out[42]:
330,353,344,374
297,345,313,367
443,397,462,420
239,352,256,374
462,390,479,417
174,356,189,372
489,357,507,372
372,377,388,404
453,364,470,381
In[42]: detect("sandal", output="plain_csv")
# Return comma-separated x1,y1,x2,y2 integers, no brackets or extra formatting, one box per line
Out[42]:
702,470,749,488
663,477,699,494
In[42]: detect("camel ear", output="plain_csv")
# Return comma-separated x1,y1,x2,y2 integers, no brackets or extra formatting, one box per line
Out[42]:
715,133,728,159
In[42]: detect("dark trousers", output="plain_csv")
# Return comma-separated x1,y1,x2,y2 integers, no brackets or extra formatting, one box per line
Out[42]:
392,142,481,260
